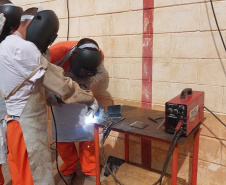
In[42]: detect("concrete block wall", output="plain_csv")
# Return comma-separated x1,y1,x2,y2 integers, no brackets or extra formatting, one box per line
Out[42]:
152,1,226,184
11,0,226,184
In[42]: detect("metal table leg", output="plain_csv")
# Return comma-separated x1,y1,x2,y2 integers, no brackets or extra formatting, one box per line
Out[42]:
94,124,100,185
192,127,200,185
125,134,129,162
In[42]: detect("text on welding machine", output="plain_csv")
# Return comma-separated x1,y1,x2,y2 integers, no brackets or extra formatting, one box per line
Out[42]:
165,88,204,136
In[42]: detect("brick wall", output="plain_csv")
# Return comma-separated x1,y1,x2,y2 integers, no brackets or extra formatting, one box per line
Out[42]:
11,0,226,184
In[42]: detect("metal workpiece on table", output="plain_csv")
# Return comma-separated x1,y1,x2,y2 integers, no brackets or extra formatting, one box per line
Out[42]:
96,105,205,144
94,105,203,185
95,105,204,144
96,106,182,143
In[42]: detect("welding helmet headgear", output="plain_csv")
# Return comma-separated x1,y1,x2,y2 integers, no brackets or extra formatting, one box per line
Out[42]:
26,10,59,53
0,4,23,42
70,38,103,78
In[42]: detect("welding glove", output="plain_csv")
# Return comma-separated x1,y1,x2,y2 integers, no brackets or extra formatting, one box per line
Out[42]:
0,13,6,35
45,89,63,107
85,98,99,117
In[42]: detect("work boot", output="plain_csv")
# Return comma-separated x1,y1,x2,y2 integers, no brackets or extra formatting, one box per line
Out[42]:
57,172,76,185
84,174,106,182
84,174,96,182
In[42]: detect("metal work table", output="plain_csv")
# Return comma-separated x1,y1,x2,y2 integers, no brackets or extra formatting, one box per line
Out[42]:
94,105,202,185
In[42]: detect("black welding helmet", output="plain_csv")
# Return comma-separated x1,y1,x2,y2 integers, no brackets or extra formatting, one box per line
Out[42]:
26,10,59,53
70,39,103,78
0,4,23,42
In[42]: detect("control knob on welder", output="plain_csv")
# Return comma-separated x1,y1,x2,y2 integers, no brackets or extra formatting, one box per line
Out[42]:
167,108,173,114
178,105,185,114
173,109,178,114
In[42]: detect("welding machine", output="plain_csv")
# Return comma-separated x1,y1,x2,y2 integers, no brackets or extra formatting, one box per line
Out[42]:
165,88,204,136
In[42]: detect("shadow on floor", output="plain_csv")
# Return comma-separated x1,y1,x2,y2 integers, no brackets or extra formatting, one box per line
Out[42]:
2,149,102,185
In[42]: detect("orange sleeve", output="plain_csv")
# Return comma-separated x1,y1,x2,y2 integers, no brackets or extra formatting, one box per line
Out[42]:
49,41,78,71
99,48,104,62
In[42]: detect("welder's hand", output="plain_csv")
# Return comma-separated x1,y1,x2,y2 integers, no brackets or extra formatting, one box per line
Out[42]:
85,98,99,117
0,13,6,35
45,89,63,107
42,48,51,62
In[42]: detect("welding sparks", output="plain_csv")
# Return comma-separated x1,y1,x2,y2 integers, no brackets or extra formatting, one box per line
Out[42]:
84,114,98,125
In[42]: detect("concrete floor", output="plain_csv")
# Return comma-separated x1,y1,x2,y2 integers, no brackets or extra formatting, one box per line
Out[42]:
2,149,105,185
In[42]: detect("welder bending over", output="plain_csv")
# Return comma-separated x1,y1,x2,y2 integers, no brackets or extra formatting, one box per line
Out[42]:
48,38,106,184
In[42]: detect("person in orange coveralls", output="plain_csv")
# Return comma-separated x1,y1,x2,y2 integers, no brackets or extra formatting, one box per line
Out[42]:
0,1,22,184
48,38,106,184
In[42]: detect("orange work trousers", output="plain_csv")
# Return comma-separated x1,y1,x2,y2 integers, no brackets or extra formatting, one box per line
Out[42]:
57,141,96,176
7,120,34,185
0,164,4,185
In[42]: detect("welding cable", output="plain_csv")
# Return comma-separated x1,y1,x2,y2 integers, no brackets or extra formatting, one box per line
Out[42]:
100,119,124,185
102,118,125,143
210,0,226,51
51,106,68,185
152,130,180,185
153,130,183,185
102,124,112,143
99,118,125,185
101,136,124,185
152,121,184,185
204,106,226,127
66,0,69,40
161,131,183,185
158,121,184,185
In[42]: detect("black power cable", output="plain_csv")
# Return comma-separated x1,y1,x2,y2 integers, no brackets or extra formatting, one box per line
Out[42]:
66,0,69,41
101,138,123,185
51,107,68,185
208,0,226,128
204,106,226,127
152,129,183,185
210,0,226,51
100,118,125,185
